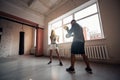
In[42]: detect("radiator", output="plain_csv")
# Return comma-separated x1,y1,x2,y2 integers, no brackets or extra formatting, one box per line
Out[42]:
47,45,109,60
85,45,109,59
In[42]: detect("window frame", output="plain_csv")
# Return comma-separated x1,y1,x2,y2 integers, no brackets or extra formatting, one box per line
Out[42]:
48,0,104,44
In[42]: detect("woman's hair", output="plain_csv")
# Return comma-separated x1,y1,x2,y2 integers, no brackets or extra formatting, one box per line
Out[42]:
50,29,56,38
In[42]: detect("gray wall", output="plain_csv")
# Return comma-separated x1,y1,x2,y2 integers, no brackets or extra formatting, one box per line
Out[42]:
0,0,44,28
0,19,34,57
98,0,120,63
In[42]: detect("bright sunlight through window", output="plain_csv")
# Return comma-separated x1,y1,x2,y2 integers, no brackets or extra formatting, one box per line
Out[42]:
48,2,104,44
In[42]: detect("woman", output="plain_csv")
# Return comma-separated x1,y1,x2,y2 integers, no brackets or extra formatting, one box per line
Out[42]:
48,29,63,66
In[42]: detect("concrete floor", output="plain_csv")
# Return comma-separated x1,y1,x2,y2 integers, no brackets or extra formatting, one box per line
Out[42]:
0,55,120,80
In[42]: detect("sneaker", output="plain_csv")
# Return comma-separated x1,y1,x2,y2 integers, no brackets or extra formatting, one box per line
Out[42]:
59,62,63,66
85,67,92,74
48,61,52,64
66,67,75,73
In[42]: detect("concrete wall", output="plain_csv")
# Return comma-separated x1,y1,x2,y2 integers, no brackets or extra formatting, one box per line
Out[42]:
0,0,44,28
44,0,120,63
0,19,34,57
98,0,120,63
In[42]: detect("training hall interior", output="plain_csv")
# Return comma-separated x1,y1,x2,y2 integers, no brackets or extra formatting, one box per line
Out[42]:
0,0,120,80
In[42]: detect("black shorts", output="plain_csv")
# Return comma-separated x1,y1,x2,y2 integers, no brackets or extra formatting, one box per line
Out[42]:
71,41,85,54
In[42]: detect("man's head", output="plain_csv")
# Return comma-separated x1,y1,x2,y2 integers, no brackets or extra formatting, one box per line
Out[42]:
71,20,76,24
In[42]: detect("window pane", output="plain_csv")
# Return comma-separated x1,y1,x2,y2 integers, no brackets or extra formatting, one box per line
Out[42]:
51,20,62,29
55,27,63,43
48,2,104,44
77,14,103,40
34,29,36,47
63,15,73,24
75,3,97,20
63,24,73,42
48,25,52,44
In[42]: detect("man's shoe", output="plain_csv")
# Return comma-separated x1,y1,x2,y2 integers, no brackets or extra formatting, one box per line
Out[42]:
66,67,75,73
48,61,52,64
85,67,92,74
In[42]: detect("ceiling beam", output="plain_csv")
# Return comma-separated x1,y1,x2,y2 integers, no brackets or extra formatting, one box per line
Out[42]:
0,11,39,28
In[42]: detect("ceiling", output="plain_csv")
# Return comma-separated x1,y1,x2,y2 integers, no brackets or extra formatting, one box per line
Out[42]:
5,0,69,16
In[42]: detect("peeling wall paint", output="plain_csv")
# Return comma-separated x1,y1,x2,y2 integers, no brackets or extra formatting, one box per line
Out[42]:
0,19,34,57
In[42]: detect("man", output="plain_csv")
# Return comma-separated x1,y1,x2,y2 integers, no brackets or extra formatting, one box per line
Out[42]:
64,20,92,73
